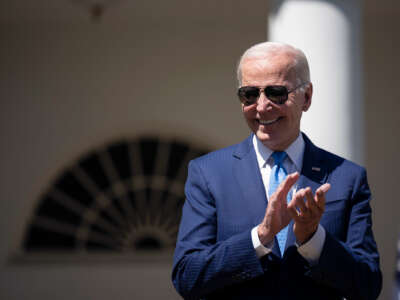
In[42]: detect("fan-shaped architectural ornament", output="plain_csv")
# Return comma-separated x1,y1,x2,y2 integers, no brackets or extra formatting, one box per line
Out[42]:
23,136,209,256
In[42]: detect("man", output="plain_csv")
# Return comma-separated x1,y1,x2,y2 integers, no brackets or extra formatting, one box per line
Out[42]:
172,42,382,299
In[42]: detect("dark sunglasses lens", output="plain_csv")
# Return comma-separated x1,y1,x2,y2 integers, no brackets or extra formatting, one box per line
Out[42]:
238,87,260,105
265,86,288,104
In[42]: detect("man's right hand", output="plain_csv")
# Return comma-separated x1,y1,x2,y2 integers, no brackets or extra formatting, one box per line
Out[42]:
257,172,300,245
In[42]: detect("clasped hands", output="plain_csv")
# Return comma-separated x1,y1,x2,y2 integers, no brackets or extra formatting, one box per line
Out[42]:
258,172,331,246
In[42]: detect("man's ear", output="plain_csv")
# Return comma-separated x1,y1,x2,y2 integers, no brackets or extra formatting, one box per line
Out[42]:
303,82,313,112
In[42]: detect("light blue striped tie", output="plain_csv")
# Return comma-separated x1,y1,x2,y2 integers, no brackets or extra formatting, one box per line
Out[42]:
269,151,290,256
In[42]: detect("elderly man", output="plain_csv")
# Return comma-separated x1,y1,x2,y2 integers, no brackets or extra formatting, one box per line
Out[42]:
172,42,381,299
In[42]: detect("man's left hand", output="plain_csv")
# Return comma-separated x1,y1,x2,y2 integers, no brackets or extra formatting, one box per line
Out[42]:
288,183,331,244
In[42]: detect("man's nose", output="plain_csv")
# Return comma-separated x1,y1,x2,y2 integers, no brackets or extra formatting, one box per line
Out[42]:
256,92,272,112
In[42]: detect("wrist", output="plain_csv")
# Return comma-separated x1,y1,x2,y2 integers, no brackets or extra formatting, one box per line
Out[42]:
296,226,318,245
257,225,274,246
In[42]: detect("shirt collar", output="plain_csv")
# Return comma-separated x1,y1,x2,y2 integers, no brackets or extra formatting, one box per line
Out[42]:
253,133,305,171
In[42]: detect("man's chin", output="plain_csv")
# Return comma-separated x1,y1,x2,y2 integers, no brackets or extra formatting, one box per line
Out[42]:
255,132,275,146
255,132,286,151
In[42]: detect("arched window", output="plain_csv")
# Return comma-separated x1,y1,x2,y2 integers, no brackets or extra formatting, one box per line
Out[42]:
22,136,209,257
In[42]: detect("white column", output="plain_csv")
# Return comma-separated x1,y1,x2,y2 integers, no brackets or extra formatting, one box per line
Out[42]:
268,0,363,164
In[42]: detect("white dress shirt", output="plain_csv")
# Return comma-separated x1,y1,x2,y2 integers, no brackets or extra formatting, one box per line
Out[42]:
251,134,325,265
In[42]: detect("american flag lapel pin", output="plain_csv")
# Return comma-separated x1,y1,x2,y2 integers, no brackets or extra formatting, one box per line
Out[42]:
312,167,321,172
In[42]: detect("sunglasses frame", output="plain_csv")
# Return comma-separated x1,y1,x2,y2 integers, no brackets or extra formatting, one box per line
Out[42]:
237,82,309,106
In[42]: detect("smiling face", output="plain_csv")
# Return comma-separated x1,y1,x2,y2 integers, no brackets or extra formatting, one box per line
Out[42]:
240,53,312,151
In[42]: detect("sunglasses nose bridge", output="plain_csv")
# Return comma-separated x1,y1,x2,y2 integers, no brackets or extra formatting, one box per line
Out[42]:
256,88,273,109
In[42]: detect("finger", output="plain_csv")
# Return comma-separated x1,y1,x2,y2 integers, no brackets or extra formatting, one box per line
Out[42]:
295,190,308,216
304,187,319,216
288,204,299,221
288,189,305,223
315,183,331,211
288,188,306,216
276,172,299,196
318,183,331,194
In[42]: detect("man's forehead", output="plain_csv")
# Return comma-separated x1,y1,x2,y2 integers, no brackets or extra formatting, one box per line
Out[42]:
242,52,295,68
241,57,296,82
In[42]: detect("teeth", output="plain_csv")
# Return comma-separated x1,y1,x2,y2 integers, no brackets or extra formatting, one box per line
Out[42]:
259,118,279,125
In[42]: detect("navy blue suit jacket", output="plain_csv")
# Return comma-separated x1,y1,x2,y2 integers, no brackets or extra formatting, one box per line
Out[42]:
172,134,382,299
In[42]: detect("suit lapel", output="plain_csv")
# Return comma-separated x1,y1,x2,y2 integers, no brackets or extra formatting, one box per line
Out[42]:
284,133,329,252
232,135,267,220
233,135,282,258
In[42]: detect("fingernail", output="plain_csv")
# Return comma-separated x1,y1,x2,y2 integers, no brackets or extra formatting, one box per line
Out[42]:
322,183,331,192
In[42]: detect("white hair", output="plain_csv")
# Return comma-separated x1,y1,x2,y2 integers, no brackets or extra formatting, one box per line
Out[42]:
236,42,310,89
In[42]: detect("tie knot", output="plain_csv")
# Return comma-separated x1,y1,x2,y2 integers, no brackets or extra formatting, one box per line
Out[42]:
272,151,287,166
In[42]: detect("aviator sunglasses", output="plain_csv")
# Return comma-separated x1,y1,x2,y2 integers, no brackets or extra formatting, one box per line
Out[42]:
237,82,308,106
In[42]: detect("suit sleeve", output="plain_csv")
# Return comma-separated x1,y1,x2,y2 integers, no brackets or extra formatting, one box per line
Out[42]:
171,160,267,299
306,168,382,300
